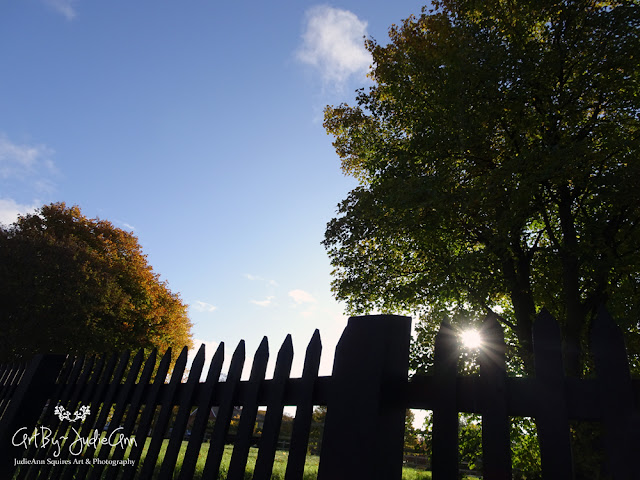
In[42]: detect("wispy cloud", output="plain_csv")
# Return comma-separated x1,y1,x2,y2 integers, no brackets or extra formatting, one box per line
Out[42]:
0,133,57,225
250,296,276,307
121,222,136,232
289,289,317,305
191,301,217,313
0,134,55,180
244,273,278,287
296,5,371,88
43,0,79,20
0,199,38,226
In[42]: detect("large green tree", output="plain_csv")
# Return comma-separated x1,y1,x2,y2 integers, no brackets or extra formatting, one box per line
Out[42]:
323,0,640,375
0,203,193,362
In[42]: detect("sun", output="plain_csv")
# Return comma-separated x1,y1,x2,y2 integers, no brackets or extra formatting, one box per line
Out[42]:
460,329,482,349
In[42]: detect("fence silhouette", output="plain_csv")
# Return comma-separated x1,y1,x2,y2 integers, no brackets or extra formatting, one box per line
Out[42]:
1,308,639,479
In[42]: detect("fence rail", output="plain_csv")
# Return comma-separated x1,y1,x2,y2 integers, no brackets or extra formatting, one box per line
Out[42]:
1,309,639,479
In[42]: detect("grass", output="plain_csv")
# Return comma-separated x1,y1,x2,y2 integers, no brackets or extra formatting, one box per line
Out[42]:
134,439,437,479
14,435,475,479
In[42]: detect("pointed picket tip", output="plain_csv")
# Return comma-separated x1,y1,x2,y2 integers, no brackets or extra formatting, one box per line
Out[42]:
311,328,321,341
115,350,132,371
306,329,322,352
130,348,145,364
161,347,173,361
202,342,224,383
145,348,158,365
480,313,507,347
228,340,246,367
213,342,224,359
591,306,631,377
255,336,270,358
190,343,207,372
224,340,246,382
277,334,294,357
538,306,551,316
479,314,507,372
533,309,561,347
302,330,322,377
591,305,617,340
174,346,189,369
536,307,555,323
482,312,503,332
435,319,457,347
535,307,556,330
436,318,455,336
155,347,173,381
233,339,246,357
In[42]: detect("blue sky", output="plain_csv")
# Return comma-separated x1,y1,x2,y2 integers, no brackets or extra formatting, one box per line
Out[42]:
1,0,426,378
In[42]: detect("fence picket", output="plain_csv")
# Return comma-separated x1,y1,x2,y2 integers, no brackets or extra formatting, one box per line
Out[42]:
70,352,122,480
254,335,294,479
432,319,459,479
119,348,173,480
17,355,78,480
0,354,66,479
53,353,109,479
22,355,93,480
591,307,638,479
201,340,246,479
178,343,225,480
285,329,322,480
80,350,133,480
91,349,145,479
227,337,270,480
479,314,511,480
138,347,190,478
102,349,158,480
533,309,573,479
157,344,207,480
319,315,411,480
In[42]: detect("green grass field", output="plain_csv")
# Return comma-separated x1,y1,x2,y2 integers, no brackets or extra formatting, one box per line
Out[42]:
130,440,479,480
15,438,478,479
126,439,438,479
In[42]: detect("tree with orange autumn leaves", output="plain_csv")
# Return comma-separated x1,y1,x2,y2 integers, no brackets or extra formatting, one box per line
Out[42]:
0,203,192,362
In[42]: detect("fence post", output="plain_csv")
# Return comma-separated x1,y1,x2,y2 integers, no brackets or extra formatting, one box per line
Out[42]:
0,353,66,477
318,314,411,480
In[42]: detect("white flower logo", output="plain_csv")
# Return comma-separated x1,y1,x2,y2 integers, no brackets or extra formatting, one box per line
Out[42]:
54,404,91,423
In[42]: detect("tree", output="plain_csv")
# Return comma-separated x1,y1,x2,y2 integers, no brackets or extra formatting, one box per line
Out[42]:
0,202,193,362
323,0,640,376
308,406,326,455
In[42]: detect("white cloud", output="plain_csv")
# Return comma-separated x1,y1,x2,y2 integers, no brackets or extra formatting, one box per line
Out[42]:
251,296,276,307
0,134,54,180
191,301,217,313
43,0,78,20
297,5,371,87
289,289,317,304
244,273,279,287
0,134,57,226
121,223,136,232
0,198,39,226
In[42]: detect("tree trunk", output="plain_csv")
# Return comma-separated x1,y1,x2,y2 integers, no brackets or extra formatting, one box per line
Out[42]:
501,245,536,374
558,186,585,377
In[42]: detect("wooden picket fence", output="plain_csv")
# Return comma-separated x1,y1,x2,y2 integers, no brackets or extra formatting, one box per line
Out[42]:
0,308,639,479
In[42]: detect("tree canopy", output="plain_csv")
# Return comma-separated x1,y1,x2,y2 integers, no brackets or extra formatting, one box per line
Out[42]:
0,203,193,362
323,0,640,375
